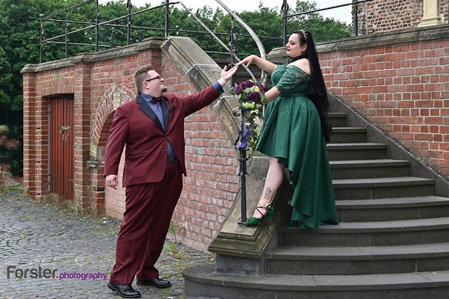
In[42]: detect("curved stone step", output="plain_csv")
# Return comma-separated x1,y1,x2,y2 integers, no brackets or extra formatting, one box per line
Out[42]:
328,112,348,127
336,196,449,221
266,242,449,275
279,217,449,247
327,142,388,160
333,176,435,199
330,127,367,143
330,159,411,179
183,264,449,299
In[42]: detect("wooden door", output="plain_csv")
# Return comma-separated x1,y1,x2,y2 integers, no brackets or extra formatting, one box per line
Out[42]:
49,96,74,201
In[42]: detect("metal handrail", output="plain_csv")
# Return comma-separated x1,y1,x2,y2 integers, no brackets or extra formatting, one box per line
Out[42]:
282,0,375,43
38,0,269,76
39,1,182,62
38,0,364,225
214,0,269,225
38,0,270,224
215,0,267,85
39,1,364,63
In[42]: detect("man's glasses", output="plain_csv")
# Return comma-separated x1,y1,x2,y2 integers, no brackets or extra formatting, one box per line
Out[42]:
145,75,162,82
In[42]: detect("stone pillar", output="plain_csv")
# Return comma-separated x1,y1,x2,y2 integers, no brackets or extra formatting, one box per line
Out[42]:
20,67,42,200
418,0,443,27
73,57,93,210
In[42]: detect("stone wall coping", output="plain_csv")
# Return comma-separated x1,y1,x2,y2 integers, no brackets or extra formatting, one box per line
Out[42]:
268,25,449,61
21,37,167,74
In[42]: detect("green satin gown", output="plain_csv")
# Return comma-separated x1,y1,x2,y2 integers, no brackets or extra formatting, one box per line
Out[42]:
256,64,339,229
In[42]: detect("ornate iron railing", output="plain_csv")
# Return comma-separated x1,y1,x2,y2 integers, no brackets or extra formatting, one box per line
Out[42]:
281,0,376,44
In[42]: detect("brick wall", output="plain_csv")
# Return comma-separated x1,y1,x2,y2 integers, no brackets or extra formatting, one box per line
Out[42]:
357,0,449,35
100,55,239,250
158,56,238,250
319,26,449,179
23,24,449,251
22,40,239,251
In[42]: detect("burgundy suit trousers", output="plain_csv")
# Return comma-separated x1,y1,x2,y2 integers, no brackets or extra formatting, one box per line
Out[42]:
109,162,183,285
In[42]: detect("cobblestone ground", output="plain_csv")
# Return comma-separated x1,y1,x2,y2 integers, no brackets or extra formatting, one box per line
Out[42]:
0,188,218,299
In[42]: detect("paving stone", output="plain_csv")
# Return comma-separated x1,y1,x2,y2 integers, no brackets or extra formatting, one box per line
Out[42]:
0,190,219,299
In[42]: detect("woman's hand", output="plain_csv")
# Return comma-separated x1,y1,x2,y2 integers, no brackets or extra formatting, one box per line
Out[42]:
236,55,256,68
236,55,276,74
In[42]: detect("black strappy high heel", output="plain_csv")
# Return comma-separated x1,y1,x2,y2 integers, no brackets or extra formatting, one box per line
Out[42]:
245,205,274,227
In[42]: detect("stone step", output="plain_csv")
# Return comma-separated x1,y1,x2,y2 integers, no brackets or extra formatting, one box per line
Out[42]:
329,127,367,143
330,159,411,179
327,142,388,160
279,217,449,247
183,264,449,299
333,176,435,200
266,242,449,275
328,112,348,127
336,196,449,222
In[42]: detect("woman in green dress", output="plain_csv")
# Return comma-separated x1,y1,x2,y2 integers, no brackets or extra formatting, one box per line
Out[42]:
236,29,339,228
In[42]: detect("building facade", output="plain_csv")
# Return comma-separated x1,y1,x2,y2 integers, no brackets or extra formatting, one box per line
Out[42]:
21,0,449,251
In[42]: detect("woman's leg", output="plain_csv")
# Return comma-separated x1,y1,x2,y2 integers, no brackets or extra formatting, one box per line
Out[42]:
251,157,284,218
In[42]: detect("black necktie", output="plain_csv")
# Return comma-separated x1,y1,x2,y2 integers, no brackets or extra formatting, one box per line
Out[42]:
151,97,162,103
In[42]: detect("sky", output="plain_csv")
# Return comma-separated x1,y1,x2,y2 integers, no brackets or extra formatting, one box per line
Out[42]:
99,0,352,24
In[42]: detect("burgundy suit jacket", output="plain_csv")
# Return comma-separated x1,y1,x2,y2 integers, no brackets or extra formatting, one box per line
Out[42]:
104,85,221,187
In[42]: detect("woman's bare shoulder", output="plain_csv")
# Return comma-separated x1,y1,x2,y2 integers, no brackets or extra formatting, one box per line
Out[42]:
289,58,310,75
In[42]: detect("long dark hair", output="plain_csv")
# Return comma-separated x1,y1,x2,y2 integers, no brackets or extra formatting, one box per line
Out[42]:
291,30,332,143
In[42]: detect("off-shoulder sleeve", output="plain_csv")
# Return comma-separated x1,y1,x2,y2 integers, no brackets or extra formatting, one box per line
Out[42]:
275,65,310,96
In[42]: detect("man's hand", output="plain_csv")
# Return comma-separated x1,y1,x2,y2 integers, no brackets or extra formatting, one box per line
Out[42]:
105,174,119,189
217,65,238,87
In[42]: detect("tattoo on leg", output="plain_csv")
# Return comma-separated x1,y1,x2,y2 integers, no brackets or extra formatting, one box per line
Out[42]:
263,187,273,200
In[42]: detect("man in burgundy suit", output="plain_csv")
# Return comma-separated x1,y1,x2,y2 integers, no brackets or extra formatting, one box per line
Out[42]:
104,64,237,298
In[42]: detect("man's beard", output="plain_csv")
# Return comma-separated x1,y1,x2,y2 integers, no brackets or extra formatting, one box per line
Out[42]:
161,87,168,93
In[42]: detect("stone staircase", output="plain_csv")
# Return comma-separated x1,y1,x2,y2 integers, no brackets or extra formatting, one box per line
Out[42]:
183,94,449,298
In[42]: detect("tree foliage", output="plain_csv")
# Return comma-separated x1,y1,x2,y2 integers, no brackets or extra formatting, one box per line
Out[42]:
0,0,66,175
0,0,351,176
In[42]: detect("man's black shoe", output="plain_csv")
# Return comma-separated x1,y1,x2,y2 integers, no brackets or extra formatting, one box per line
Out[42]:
136,278,171,289
107,282,141,298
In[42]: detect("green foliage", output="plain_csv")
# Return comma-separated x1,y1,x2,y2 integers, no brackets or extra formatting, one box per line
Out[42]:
0,0,57,176
288,1,352,42
0,0,351,177
0,125,21,176
223,7,285,58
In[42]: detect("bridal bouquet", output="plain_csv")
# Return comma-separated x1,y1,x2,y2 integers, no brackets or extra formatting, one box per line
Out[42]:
234,79,267,156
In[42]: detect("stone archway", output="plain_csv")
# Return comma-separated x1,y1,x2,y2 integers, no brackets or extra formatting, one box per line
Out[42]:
88,83,135,217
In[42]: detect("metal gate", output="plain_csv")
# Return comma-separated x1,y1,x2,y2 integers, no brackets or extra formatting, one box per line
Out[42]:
49,96,74,201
